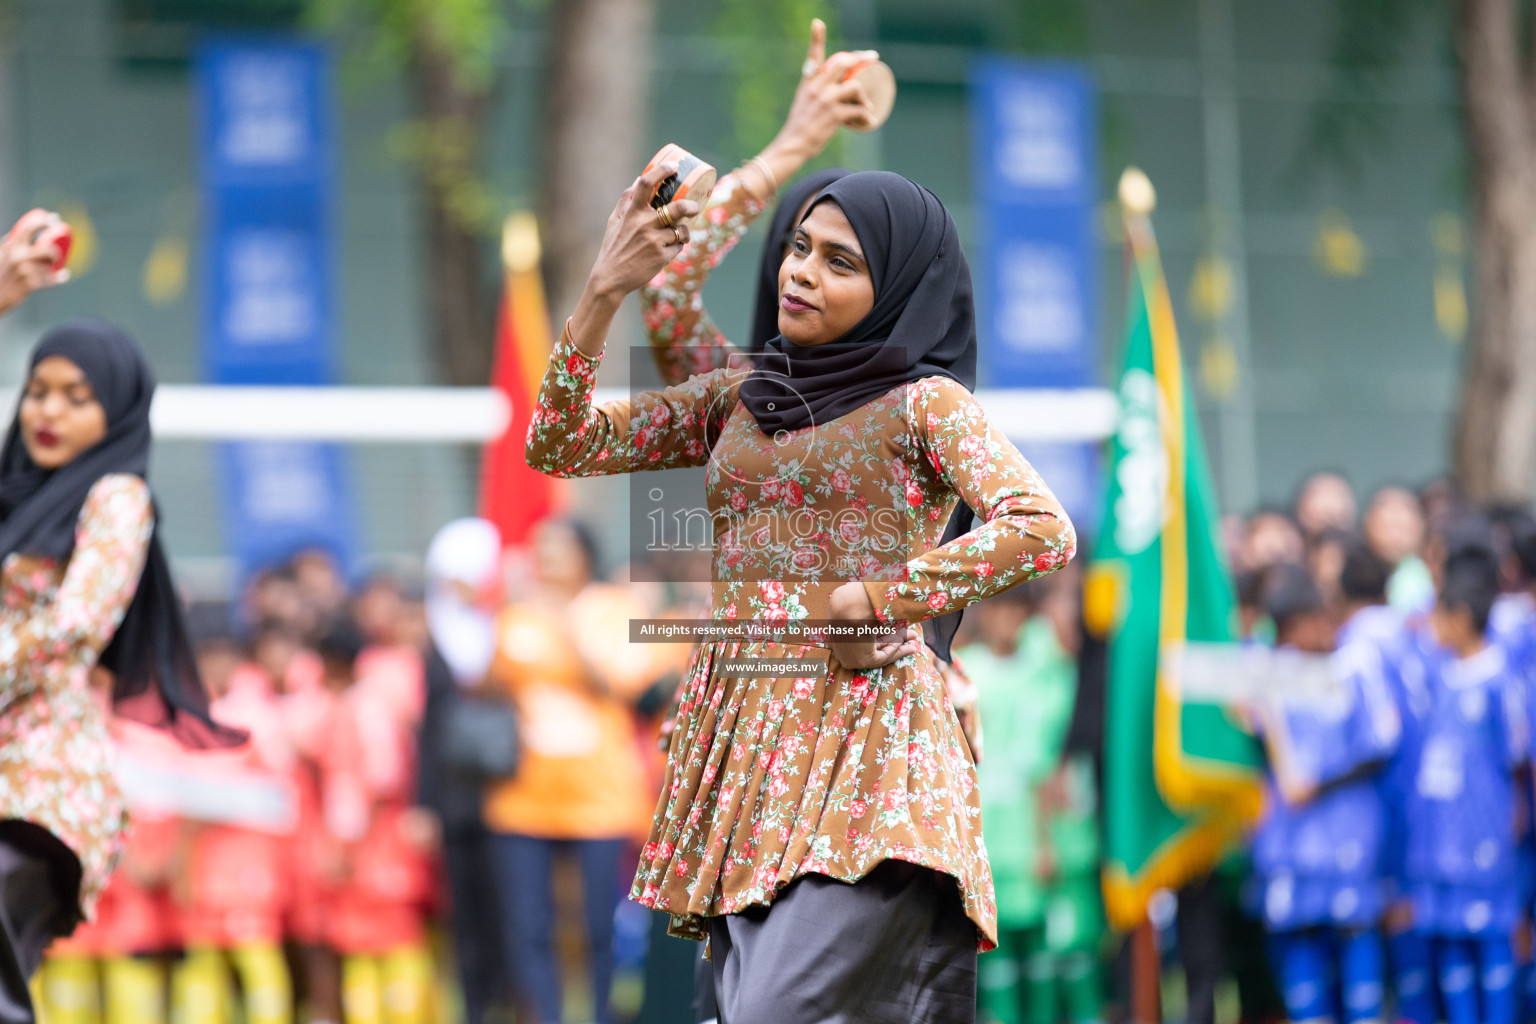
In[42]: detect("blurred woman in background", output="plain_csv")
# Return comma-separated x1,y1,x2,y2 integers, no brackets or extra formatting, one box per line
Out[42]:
483,519,654,1024
416,518,507,1024
0,319,238,1023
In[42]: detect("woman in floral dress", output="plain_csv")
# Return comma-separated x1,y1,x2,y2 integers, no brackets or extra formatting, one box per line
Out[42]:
527,167,1075,1022
0,319,235,1023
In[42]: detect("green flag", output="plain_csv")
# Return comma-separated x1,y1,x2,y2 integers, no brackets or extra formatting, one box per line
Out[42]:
1089,199,1263,929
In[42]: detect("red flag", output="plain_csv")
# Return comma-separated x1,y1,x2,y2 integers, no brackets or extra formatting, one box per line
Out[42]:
479,214,557,546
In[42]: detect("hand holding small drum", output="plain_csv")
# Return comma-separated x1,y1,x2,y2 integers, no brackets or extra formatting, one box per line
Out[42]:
0,208,71,318
586,151,709,301
840,58,896,132
645,144,718,211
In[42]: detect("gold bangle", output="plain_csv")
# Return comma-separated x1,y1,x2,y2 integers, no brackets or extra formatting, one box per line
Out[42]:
746,156,779,200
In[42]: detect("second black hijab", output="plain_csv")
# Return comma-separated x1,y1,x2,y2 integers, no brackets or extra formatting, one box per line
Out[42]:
0,319,241,749
740,171,978,659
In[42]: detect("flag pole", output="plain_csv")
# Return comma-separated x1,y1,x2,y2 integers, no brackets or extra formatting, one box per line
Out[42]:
1119,165,1163,1024
1131,920,1162,1024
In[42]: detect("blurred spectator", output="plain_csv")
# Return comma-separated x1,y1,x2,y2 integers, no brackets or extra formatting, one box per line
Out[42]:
1240,509,1305,575
1364,486,1434,613
278,623,349,1024
1365,487,1427,567
244,567,316,638
174,633,295,1024
1418,478,1466,541
1294,471,1358,541
483,519,656,1024
352,576,410,650
1396,552,1523,1024
292,548,350,626
416,519,509,1024
957,581,1103,1024
318,620,436,1024
1305,527,1354,612
1248,560,1398,1024
1235,568,1271,643
252,621,308,696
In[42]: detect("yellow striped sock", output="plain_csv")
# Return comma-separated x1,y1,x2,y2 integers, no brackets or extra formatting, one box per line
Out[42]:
379,946,432,1024
102,956,164,1024
171,948,228,1024
38,955,100,1024
229,944,292,1024
340,956,382,1024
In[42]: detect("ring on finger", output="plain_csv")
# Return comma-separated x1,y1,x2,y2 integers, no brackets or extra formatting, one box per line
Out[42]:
802,58,818,78
673,225,687,246
656,205,674,229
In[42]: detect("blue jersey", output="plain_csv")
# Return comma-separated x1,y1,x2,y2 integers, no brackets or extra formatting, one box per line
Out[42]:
1488,592,1536,909
1489,593,1536,757
1402,643,1528,936
1252,621,1402,929
1381,612,1438,886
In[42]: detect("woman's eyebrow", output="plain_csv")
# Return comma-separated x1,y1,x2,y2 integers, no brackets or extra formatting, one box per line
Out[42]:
823,239,865,264
795,225,866,265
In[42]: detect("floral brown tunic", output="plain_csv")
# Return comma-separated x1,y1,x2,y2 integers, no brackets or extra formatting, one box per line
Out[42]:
0,474,151,918
528,321,1075,954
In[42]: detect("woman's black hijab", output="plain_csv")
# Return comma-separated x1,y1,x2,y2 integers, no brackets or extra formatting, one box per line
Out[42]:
0,319,241,748
740,171,978,660
747,167,849,354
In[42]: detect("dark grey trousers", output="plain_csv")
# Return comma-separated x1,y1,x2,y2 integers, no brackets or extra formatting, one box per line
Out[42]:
707,860,978,1024
0,828,75,1024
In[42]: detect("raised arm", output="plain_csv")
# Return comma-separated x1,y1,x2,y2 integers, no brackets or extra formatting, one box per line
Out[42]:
524,163,741,479
0,474,153,691
862,378,1077,625
639,20,882,386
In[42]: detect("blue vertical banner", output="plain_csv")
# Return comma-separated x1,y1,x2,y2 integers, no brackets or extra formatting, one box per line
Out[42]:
971,59,1102,536
197,39,354,576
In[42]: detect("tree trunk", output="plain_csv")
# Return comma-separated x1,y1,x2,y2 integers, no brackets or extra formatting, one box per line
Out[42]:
1452,0,1536,504
539,0,657,367
410,39,495,387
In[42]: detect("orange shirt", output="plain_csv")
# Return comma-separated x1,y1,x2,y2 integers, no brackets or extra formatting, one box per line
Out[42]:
482,584,655,840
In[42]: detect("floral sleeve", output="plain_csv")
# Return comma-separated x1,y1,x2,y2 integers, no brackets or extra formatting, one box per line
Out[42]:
0,474,153,687
863,378,1077,624
639,171,767,386
525,323,744,478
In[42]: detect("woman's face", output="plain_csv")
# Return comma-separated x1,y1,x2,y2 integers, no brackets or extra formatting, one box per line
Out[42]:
777,201,876,347
533,521,592,589
19,355,107,470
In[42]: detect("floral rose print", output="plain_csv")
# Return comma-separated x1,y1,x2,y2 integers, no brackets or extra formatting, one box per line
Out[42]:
0,474,152,919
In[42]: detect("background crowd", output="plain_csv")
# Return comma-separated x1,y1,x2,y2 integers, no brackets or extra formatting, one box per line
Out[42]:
18,459,1531,1024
